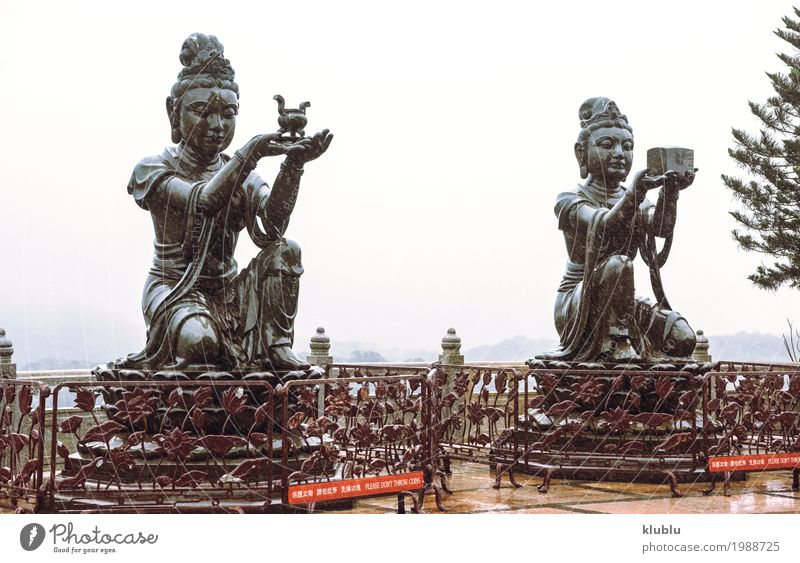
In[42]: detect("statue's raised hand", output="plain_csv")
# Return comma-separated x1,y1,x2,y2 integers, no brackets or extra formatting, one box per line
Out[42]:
285,129,334,166
640,169,697,190
663,168,697,191
636,173,668,192
246,133,291,160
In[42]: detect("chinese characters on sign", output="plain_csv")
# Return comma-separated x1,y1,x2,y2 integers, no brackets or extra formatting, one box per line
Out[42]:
708,453,800,473
287,472,425,504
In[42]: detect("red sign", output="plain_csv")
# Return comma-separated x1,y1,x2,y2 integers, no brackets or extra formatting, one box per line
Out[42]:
708,453,800,473
287,471,425,504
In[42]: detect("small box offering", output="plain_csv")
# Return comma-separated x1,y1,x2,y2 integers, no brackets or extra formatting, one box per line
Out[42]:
647,147,694,176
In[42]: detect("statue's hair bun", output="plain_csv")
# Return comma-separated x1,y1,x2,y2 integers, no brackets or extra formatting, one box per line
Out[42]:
578,97,629,129
179,33,224,67
169,32,238,100
579,97,603,123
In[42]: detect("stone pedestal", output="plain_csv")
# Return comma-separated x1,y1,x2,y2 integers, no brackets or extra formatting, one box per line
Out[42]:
503,359,724,492
50,365,330,513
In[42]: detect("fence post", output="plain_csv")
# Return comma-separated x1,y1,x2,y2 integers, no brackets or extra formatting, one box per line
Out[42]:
436,328,464,463
307,327,333,418
307,327,333,367
437,328,464,406
693,329,711,364
0,328,15,379
692,328,714,465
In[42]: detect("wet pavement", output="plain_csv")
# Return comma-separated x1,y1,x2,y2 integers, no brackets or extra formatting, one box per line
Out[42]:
343,461,800,514
3,461,797,514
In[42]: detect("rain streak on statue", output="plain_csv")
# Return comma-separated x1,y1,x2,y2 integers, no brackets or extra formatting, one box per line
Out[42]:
117,33,333,375
537,97,697,363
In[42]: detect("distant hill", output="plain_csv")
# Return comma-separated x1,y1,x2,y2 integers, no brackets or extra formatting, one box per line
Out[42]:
464,335,558,362
462,333,792,363
705,332,788,363
18,357,103,371
322,339,438,363
463,332,793,363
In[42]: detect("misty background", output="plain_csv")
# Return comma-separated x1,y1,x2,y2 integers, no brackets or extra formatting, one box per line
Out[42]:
2,0,799,369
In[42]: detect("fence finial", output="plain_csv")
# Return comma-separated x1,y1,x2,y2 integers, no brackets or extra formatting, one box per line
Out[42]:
0,328,16,379
439,328,464,365
308,326,333,366
693,329,711,364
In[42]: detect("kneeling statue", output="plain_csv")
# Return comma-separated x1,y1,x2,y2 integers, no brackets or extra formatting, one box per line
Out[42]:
540,97,696,363
118,33,332,373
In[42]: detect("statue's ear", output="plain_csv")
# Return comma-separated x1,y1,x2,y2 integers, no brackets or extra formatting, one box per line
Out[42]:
166,97,182,143
574,142,588,179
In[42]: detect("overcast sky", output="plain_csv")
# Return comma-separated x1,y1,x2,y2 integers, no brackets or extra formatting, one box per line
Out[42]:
2,0,800,365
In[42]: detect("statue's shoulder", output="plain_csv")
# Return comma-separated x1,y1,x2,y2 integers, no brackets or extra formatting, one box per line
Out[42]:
128,149,177,208
556,189,584,202
554,188,594,229
133,148,176,172
135,154,165,168
554,189,586,212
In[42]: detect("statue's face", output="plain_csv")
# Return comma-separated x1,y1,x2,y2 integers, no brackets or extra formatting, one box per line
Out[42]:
586,126,633,184
177,87,238,160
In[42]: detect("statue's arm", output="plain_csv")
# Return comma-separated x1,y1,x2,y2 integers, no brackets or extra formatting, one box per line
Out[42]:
602,188,641,230
586,171,669,232
130,152,253,216
197,134,288,216
565,186,643,233
259,161,303,240
646,170,696,237
148,176,193,212
256,129,333,240
647,187,680,238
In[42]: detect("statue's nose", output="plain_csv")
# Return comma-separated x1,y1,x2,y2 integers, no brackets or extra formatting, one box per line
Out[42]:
208,112,222,130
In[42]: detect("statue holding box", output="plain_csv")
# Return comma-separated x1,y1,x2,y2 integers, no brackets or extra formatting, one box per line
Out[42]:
537,97,697,363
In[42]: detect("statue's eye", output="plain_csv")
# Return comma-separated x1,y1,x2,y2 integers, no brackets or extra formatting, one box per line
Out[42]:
622,141,634,151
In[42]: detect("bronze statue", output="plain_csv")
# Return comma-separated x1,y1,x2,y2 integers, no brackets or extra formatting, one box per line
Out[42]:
118,33,332,373
539,97,696,362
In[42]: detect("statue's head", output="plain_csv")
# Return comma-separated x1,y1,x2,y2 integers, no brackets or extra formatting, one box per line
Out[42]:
574,97,633,184
166,33,240,160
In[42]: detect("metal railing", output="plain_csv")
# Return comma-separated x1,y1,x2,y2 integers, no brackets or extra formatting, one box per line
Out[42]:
4,359,800,512
0,379,48,512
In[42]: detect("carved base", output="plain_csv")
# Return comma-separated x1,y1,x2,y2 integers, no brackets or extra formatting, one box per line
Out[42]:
527,359,713,372
524,359,711,415
91,365,322,435
94,364,324,384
